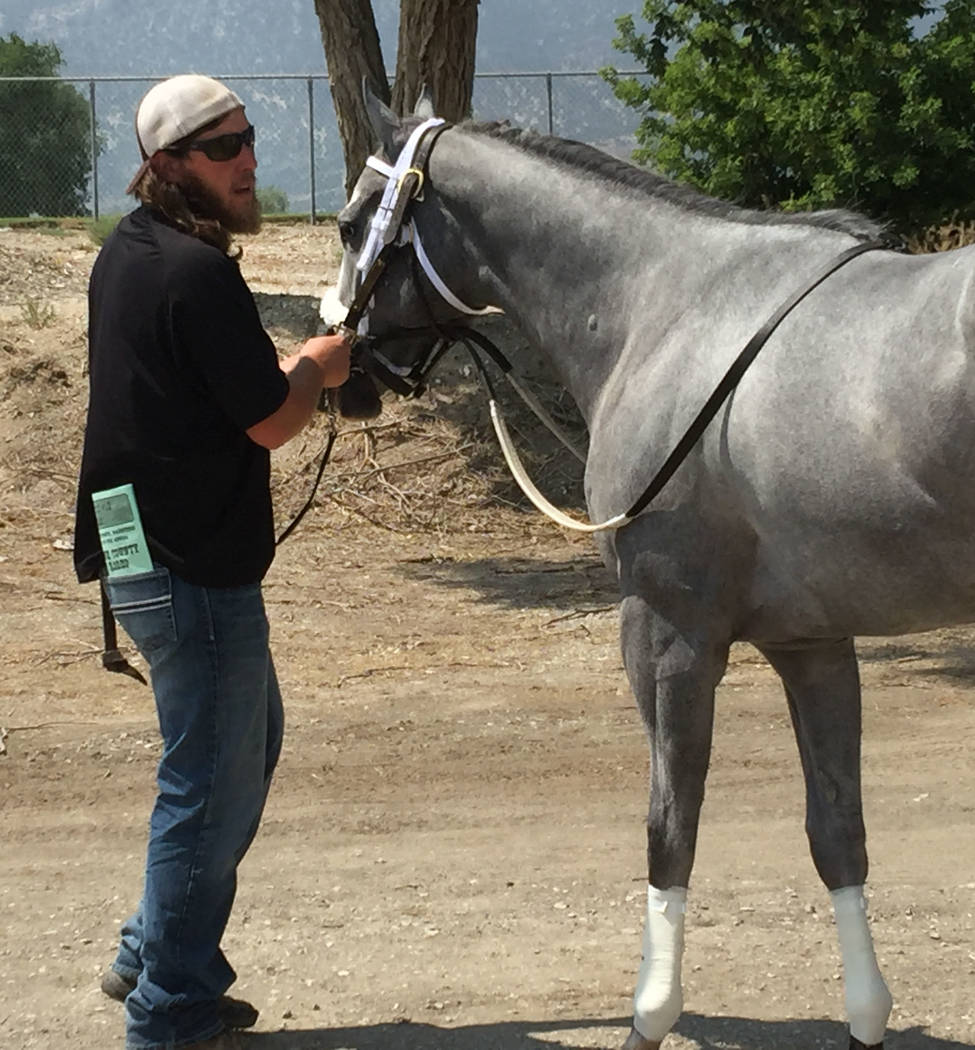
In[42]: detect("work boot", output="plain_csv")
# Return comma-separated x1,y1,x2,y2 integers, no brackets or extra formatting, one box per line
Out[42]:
101,969,259,1029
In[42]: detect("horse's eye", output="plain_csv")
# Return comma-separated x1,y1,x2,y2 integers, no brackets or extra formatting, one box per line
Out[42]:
338,219,357,245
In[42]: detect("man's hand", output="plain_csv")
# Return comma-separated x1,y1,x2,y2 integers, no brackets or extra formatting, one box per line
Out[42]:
302,331,352,388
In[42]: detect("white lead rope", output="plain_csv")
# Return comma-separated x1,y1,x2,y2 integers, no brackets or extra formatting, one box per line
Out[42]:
488,400,631,533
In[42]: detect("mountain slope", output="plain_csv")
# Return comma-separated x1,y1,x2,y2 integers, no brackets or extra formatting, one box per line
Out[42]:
1,0,631,76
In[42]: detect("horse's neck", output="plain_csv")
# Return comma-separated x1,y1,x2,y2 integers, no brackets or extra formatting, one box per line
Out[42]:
433,134,717,421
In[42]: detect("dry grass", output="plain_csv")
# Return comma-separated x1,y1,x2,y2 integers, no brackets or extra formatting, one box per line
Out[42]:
906,216,975,254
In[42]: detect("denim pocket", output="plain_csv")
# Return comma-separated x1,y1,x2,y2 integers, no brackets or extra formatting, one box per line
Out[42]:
104,566,177,657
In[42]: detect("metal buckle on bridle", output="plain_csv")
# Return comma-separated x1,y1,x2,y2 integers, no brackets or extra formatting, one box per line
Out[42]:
397,166,425,199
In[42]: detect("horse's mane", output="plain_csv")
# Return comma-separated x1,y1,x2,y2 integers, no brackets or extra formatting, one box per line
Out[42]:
464,121,886,242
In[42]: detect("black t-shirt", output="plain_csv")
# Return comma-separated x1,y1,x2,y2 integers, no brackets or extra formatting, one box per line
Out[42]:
74,206,290,586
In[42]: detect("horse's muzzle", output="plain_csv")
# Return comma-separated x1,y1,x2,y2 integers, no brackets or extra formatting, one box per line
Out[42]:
332,368,383,419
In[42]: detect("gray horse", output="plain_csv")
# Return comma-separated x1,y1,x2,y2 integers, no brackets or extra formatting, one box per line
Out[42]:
333,90,974,1050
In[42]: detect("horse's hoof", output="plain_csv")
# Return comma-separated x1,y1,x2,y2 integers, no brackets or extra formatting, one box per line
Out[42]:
621,1027,661,1050
849,1037,884,1049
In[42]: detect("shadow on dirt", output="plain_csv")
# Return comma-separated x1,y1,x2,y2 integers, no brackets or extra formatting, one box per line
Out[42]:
676,1013,974,1049
227,1015,974,1050
254,292,323,341
858,629,975,684
396,553,975,692
397,554,618,613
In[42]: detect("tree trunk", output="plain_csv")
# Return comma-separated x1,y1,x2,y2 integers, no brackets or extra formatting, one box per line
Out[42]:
313,0,390,198
315,0,479,197
390,0,479,122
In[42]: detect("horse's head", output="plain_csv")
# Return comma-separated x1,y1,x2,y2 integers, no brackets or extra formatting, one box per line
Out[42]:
328,85,502,418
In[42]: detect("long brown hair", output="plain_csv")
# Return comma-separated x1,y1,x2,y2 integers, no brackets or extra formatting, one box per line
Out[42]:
130,167,238,256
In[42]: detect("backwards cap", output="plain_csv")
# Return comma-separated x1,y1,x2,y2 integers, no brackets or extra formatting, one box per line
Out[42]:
127,74,243,192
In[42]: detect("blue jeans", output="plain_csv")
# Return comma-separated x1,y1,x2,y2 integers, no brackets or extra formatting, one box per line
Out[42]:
104,566,283,1049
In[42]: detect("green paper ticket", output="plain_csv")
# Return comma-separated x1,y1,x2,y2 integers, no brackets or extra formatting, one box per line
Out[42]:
92,483,154,577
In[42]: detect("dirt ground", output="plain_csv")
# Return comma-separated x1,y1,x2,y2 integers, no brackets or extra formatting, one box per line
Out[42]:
0,221,972,1050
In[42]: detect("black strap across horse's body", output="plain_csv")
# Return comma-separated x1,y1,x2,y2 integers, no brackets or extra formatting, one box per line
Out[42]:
623,238,888,519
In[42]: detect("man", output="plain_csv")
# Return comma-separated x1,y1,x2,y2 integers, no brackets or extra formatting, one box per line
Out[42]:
73,74,350,1050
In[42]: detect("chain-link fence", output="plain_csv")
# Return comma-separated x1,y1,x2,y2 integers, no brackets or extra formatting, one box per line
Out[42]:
0,70,648,221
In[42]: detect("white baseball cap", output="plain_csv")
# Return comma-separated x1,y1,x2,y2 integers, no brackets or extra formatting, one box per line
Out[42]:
127,74,243,192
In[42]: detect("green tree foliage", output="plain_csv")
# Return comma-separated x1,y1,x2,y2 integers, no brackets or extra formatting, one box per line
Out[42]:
0,34,94,217
256,184,289,215
602,1,975,230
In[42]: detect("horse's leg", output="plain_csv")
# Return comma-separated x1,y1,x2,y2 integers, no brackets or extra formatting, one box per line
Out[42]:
617,592,729,1050
757,638,893,1050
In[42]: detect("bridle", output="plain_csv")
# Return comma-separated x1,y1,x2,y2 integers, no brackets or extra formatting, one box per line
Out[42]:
340,118,502,340
331,118,477,401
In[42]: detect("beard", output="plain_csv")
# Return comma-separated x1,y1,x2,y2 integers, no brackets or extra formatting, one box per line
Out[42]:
181,172,262,235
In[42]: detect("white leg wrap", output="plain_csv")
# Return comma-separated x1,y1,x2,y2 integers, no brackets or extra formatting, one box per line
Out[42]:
633,885,687,1042
831,886,893,1046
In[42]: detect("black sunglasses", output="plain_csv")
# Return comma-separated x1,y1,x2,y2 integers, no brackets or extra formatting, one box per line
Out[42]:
176,124,255,162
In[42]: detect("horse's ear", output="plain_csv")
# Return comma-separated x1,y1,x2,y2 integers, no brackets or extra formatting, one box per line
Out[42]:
362,77,399,157
413,84,436,119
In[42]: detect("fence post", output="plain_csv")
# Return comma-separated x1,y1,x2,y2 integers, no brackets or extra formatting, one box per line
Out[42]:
546,72,554,135
89,79,99,220
307,76,316,224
